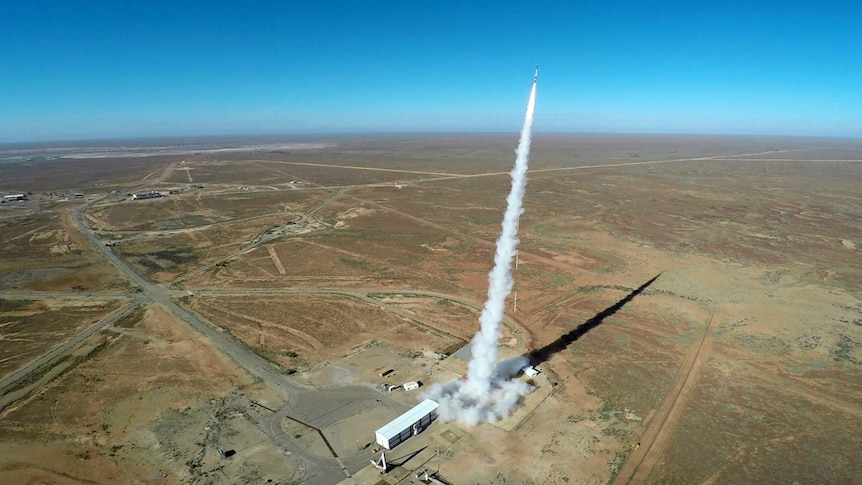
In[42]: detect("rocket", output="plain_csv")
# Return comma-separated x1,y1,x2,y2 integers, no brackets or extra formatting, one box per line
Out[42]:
534,65,538,83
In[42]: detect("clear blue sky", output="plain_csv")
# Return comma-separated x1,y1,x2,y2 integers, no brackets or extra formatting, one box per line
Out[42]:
1,1,860,142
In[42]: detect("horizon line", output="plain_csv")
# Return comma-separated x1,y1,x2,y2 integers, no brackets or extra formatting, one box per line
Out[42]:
3,130,861,148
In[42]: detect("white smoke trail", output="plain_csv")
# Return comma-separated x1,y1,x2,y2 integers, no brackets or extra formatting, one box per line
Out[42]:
423,73,537,426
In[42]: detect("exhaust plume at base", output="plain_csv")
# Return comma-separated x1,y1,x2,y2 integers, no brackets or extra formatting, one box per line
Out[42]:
422,70,538,426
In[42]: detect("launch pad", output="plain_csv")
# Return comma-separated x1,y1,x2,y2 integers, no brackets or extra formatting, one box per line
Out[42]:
3,132,860,484
433,345,554,432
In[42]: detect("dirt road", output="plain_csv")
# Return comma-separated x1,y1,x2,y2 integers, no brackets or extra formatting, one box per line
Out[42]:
0,298,141,411
614,308,717,485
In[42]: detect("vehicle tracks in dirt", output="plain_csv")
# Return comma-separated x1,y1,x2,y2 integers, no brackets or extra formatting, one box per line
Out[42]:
614,307,717,485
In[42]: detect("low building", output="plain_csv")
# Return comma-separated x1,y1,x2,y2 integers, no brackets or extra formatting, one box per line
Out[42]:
403,381,420,391
375,399,438,450
4,194,26,201
132,191,162,200
523,366,540,378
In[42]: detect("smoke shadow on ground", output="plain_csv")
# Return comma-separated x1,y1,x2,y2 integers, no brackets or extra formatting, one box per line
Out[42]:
527,273,662,365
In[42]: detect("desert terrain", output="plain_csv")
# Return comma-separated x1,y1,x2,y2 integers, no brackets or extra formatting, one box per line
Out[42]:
0,134,860,484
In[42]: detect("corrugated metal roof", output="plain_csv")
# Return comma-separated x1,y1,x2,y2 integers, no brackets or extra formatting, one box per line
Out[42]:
376,399,438,440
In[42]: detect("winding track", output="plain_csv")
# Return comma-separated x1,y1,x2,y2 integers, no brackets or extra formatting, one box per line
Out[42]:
1,148,787,482
67,199,379,483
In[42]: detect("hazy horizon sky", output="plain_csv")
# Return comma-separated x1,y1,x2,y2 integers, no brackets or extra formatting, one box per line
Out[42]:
2,1,860,143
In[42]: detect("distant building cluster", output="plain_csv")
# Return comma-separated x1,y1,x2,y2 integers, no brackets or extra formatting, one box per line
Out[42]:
131,191,163,200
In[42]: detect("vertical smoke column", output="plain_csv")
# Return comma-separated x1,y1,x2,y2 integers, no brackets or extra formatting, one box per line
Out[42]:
466,70,537,392
423,67,538,425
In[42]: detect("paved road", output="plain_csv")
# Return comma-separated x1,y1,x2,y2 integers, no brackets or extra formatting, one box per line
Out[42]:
258,386,409,484
73,202,299,391
0,298,141,406
17,149,780,480
69,199,416,482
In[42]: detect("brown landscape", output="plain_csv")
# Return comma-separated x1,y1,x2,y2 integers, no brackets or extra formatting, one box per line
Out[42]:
0,134,860,484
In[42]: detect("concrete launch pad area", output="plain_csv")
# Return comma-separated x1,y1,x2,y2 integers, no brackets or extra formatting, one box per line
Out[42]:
1,134,861,484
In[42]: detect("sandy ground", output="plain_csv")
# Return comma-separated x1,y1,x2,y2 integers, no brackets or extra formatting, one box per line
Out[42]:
1,135,860,484
0,304,302,484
